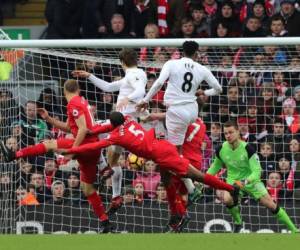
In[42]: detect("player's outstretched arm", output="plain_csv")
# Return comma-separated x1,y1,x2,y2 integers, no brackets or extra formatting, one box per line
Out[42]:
91,123,114,135
202,67,222,96
37,108,70,132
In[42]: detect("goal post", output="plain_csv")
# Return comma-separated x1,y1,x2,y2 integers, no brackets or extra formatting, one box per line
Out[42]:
0,37,299,233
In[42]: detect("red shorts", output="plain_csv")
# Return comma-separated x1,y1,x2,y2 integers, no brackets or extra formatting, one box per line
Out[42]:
57,138,101,184
170,175,187,195
151,140,189,176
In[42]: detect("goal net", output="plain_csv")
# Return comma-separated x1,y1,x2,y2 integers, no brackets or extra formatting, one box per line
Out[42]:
0,37,299,234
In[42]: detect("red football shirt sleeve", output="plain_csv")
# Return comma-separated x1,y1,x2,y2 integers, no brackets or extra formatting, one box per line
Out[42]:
69,103,84,120
91,123,114,134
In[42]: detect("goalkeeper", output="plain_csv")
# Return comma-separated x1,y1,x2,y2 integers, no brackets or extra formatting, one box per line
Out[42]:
207,120,299,233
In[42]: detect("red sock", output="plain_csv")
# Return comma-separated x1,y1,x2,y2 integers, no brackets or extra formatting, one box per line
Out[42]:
175,195,187,216
87,191,108,222
16,143,47,158
166,184,177,215
203,174,234,192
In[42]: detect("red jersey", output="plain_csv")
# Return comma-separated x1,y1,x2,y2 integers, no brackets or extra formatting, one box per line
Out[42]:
68,117,189,176
67,96,97,142
182,118,206,169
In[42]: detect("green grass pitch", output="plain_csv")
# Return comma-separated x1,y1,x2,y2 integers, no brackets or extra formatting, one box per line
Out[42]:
1,234,299,250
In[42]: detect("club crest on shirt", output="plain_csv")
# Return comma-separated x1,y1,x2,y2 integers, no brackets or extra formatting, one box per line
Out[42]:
72,109,79,117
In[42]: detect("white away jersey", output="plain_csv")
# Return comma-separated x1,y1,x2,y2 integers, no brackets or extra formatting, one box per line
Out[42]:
89,67,147,117
158,57,221,106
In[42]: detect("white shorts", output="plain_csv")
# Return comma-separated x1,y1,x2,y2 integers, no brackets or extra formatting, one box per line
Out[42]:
166,102,198,145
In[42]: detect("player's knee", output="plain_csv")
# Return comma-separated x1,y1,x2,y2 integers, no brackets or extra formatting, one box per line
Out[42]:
80,182,95,196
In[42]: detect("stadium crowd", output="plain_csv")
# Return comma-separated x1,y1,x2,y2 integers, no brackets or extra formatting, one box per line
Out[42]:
0,0,300,233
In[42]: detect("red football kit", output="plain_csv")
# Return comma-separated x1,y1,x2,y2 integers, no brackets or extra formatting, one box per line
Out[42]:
182,118,206,170
57,95,101,183
67,117,190,176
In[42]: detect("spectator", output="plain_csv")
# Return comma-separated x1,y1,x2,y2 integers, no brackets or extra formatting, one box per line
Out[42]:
259,142,277,182
266,117,291,155
45,0,82,39
251,0,270,33
266,172,283,203
276,0,300,36
82,0,135,38
226,84,246,117
202,0,219,29
201,134,212,172
97,92,114,120
155,183,167,203
212,0,241,37
269,15,288,36
190,4,209,37
245,98,266,137
29,171,51,203
288,137,300,165
44,153,63,189
293,85,300,113
272,71,290,103
209,122,223,153
281,97,300,134
5,136,18,153
16,185,39,206
263,45,287,65
133,160,161,199
104,13,132,38
157,0,186,37
176,17,197,38
123,185,135,204
131,0,157,38
212,20,230,38
242,16,265,37
0,89,19,128
37,88,62,118
20,101,49,145
47,180,66,205
133,181,145,204
277,155,294,195
237,117,258,150
19,159,33,187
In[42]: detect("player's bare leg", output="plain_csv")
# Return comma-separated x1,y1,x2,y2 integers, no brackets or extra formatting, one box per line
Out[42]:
259,193,299,233
216,190,243,233
106,146,123,215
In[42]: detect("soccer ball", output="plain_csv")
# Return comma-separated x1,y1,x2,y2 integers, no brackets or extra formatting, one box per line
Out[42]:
127,153,144,170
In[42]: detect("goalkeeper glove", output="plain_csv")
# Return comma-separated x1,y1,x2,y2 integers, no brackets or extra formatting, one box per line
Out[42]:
234,179,249,189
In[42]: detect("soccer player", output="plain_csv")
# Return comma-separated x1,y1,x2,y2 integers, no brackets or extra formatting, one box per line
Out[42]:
0,79,111,233
144,112,206,232
136,41,222,201
207,120,299,233
72,48,147,214
60,112,240,205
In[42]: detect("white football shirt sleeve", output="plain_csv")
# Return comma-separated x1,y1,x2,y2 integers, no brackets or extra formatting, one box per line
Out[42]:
88,74,124,92
202,67,222,96
143,61,170,103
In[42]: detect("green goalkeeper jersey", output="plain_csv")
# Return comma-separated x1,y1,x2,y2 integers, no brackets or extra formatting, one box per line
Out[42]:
207,141,261,184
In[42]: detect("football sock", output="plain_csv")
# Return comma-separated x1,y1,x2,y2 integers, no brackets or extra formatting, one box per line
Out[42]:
16,143,47,158
203,174,234,192
274,206,299,233
87,191,108,222
227,205,242,225
166,183,177,215
112,166,122,198
181,178,195,194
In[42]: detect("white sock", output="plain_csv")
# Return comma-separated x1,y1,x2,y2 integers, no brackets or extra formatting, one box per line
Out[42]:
181,178,195,194
112,166,122,198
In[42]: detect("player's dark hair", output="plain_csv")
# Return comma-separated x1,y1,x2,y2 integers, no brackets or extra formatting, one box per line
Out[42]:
109,111,125,127
119,48,137,67
182,41,199,57
223,120,239,130
64,79,80,93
